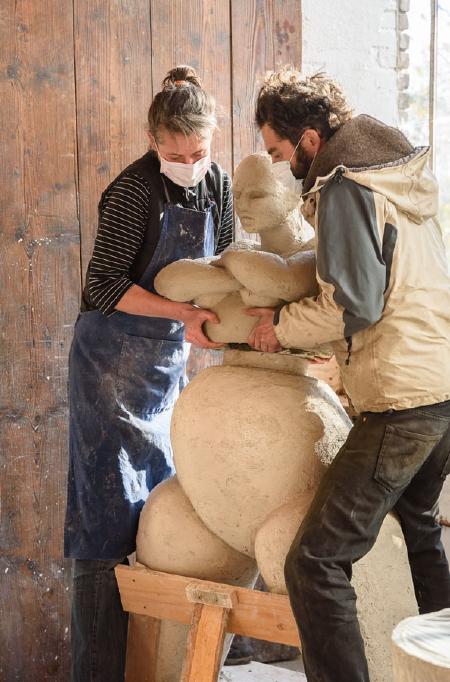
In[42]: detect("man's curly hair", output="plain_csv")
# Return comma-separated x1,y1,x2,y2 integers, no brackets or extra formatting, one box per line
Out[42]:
255,68,353,143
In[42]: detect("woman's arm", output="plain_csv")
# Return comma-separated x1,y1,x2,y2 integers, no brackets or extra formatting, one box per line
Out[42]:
88,173,222,348
115,285,223,349
87,174,150,315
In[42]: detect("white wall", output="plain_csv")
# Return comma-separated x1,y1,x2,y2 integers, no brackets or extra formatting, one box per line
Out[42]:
302,0,399,125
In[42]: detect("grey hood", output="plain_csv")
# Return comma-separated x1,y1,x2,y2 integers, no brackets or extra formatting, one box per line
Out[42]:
303,114,413,193
303,115,438,223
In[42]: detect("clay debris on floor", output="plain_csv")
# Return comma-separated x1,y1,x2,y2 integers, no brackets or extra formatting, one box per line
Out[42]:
219,660,306,681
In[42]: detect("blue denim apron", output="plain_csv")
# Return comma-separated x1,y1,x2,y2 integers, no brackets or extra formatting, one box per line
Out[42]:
64,178,215,559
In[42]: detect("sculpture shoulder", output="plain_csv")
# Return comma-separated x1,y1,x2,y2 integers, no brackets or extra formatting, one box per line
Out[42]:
154,257,240,302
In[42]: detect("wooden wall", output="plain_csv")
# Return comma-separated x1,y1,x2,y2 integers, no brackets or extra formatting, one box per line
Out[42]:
0,1,302,678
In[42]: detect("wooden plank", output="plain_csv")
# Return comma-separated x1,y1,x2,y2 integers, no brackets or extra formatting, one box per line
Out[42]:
181,603,229,682
0,0,80,678
150,0,232,175
125,614,161,682
74,0,153,280
231,0,303,166
115,565,301,647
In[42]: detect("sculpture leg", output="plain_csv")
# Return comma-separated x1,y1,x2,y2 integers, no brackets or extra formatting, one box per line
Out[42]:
134,476,257,682
255,499,417,682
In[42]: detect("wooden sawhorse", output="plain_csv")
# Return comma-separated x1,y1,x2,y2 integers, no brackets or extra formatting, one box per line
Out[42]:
115,563,301,682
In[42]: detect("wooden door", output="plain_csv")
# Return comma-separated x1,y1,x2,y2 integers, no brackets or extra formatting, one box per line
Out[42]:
0,2,302,678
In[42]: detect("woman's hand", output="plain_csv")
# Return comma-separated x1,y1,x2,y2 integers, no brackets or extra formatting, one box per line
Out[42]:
179,304,224,349
246,308,282,353
115,288,223,349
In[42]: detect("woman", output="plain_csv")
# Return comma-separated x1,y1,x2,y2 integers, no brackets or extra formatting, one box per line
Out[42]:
64,65,233,682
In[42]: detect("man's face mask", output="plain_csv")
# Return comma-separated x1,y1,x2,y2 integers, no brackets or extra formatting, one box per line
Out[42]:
290,132,318,181
271,132,309,194
271,158,304,195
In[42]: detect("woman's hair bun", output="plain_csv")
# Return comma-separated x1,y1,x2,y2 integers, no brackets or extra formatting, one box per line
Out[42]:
149,65,216,139
162,65,202,89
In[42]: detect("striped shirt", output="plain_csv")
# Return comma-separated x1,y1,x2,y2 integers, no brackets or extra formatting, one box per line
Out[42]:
85,170,234,316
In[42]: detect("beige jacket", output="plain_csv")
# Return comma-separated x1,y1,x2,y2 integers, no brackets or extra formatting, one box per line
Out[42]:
274,116,450,412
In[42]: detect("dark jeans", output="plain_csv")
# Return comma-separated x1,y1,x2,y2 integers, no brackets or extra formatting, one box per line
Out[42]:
71,558,129,682
285,400,450,682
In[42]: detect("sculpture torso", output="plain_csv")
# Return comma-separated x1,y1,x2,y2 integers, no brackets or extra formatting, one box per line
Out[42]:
154,152,319,345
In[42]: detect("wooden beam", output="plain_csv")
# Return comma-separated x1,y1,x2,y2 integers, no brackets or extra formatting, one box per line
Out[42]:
116,564,301,647
74,0,153,281
150,0,232,175
125,614,160,682
180,603,229,682
185,581,238,609
230,0,303,167
0,0,79,677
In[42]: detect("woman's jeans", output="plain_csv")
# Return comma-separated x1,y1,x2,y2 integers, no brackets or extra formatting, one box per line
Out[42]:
71,558,129,682
285,400,450,682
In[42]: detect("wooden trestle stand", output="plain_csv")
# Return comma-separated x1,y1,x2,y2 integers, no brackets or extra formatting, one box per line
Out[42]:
115,563,301,682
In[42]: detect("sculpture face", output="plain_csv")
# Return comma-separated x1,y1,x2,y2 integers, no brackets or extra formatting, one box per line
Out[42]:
233,153,297,233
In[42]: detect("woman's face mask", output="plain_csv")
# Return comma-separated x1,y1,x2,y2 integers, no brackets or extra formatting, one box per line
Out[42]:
152,132,212,188
158,153,211,188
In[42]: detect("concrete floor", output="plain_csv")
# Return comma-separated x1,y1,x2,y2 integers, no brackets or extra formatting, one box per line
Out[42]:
220,657,306,681
219,660,306,681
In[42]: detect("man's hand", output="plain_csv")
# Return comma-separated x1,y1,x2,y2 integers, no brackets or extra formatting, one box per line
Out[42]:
179,304,224,349
246,307,282,353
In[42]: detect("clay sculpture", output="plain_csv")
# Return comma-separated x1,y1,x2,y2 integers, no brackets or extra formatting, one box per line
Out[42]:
154,153,318,344
136,153,418,682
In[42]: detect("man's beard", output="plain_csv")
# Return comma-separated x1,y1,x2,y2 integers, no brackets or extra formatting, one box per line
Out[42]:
291,147,314,180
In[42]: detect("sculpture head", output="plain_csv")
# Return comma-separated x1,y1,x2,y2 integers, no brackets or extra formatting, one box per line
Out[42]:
232,153,299,234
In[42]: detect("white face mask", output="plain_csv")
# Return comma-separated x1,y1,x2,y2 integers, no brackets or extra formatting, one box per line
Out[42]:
272,160,303,195
159,153,211,188
271,133,305,195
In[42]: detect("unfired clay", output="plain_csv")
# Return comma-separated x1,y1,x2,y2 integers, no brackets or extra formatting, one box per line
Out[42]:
171,351,349,556
255,501,418,682
154,153,318,344
136,153,418,682
137,475,256,583
136,476,257,682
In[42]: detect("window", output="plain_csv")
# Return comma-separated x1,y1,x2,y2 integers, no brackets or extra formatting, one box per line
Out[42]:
399,0,450,256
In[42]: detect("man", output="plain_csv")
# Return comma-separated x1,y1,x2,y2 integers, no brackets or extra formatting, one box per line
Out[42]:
248,69,450,682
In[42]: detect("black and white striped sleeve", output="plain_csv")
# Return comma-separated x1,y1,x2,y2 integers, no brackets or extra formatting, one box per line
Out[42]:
215,171,234,254
88,174,151,316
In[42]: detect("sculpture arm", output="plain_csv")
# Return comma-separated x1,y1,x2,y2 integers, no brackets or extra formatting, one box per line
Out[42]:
218,248,318,302
154,257,241,302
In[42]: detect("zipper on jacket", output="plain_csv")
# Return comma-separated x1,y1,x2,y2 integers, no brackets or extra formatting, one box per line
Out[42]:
345,336,353,365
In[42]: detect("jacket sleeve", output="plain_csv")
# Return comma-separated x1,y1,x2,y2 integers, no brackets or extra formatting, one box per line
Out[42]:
274,175,388,349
